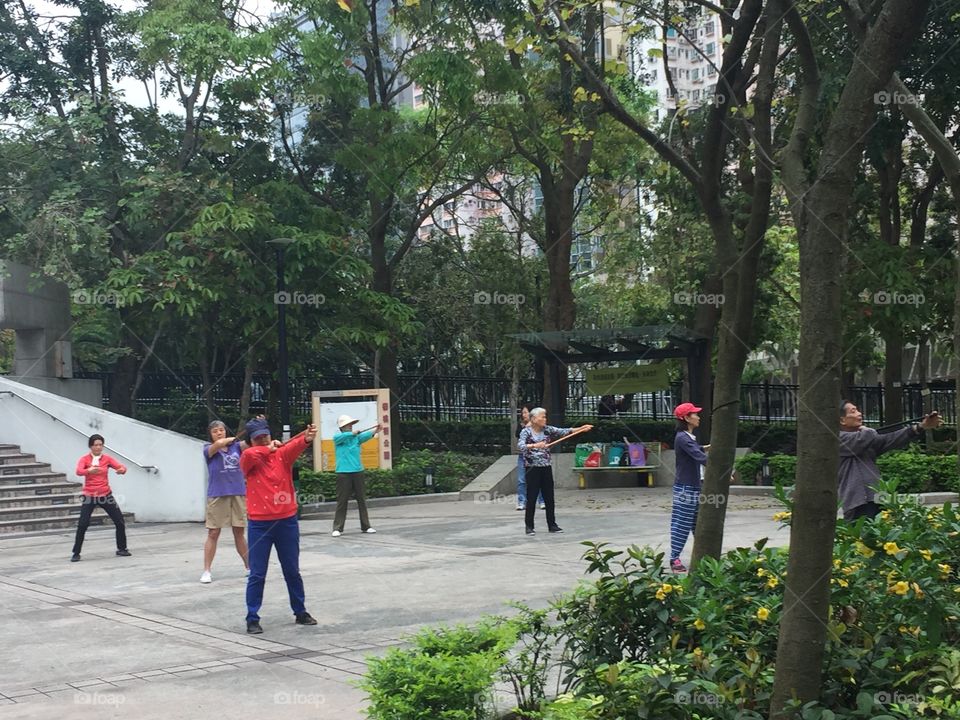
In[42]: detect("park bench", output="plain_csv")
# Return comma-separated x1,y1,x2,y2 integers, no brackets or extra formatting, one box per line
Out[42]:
575,443,662,489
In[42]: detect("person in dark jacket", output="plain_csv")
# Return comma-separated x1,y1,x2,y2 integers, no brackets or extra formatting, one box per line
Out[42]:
839,401,941,520
669,403,708,573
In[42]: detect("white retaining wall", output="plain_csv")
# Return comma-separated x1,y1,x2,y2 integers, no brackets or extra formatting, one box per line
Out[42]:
0,377,206,522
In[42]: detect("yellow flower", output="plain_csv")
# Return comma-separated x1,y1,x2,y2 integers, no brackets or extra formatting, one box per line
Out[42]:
693,647,703,657
883,542,903,556
655,590,666,601
767,577,779,589
757,567,768,578
754,557,765,564
833,558,842,569
938,563,951,577
842,564,860,575
920,549,932,561
890,581,910,595
693,618,706,631
756,607,770,621
660,583,674,594
954,587,960,594
835,578,849,588
912,582,924,599
855,542,875,558
880,510,891,521
772,511,791,522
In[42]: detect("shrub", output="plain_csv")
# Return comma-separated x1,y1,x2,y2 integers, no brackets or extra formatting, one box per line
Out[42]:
297,450,492,500
360,620,516,720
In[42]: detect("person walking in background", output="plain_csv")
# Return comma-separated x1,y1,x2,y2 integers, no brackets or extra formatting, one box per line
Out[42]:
518,408,593,535
839,401,942,520
515,405,543,511
200,421,250,584
240,418,318,634
669,403,709,573
71,434,130,562
331,415,381,536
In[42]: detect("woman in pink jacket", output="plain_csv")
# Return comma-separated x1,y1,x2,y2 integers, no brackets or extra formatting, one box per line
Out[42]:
71,434,129,562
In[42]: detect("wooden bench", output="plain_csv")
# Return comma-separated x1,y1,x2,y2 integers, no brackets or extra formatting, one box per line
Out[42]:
575,444,662,488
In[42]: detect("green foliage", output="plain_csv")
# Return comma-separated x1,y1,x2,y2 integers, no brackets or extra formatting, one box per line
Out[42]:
734,449,959,493
360,620,516,720
298,450,492,499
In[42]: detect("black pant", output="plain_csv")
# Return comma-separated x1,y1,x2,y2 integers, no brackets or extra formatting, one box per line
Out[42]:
844,501,881,521
333,473,371,532
72,494,127,554
524,466,557,530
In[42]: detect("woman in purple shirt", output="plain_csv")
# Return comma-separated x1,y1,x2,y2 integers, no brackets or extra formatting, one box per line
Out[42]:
201,421,250,583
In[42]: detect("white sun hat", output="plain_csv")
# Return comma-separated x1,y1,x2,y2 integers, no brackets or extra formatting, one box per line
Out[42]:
337,414,360,430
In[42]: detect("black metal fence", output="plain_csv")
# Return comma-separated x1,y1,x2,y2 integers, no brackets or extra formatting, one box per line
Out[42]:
74,372,956,425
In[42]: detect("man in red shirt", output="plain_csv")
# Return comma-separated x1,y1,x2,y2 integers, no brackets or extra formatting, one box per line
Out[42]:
240,418,318,634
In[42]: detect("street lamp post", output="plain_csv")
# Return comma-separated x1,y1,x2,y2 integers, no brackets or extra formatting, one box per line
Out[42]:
268,237,296,441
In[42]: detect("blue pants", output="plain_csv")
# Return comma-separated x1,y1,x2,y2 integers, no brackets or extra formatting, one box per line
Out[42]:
246,515,306,622
669,485,700,560
516,455,543,507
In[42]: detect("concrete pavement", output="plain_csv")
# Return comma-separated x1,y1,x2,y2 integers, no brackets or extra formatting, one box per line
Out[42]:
0,488,788,718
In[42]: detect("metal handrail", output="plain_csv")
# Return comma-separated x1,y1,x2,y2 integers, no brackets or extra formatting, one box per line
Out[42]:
0,390,159,474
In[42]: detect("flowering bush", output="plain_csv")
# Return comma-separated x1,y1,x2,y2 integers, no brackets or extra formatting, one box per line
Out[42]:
361,482,960,719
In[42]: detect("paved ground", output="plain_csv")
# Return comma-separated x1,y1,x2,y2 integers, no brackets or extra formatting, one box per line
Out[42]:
0,488,788,719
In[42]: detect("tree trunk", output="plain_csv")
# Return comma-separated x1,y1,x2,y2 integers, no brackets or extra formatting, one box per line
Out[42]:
540,180,577,421
691,1,780,566
769,1,930,714
239,348,255,423
882,325,904,423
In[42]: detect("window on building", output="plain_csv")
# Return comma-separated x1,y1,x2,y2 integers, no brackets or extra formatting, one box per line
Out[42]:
666,27,677,38
442,218,455,229
706,42,716,55
692,89,701,101
705,22,715,36
707,65,716,77
691,68,699,80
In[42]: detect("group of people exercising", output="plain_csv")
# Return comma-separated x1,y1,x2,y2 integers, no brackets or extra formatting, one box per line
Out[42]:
68,398,943,629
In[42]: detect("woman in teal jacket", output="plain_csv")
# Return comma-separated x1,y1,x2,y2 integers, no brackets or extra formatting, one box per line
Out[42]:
331,414,382,536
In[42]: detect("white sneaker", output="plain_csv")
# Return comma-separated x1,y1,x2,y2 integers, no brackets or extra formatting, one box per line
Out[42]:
364,528,377,534
538,503,546,509
200,571,212,584
331,530,341,537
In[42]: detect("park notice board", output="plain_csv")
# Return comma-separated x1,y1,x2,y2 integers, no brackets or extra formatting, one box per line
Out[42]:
311,388,392,472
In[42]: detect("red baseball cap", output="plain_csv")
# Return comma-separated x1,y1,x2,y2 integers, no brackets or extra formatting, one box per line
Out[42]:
673,402,703,420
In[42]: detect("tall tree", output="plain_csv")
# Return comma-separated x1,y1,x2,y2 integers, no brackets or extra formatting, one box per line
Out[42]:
769,0,931,714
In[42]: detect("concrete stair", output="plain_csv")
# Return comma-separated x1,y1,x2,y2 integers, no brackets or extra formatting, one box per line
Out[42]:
0,443,134,534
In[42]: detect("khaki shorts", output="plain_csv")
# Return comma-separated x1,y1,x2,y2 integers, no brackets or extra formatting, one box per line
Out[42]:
205,495,247,529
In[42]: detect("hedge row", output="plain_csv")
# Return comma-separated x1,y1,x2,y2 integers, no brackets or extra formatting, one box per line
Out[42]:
734,448,960,494
296,450,492,500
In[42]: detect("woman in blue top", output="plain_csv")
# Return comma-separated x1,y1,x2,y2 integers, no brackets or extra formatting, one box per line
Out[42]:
669,403,709,573
518,408,593,535
332,414,382,536
201,421,250,584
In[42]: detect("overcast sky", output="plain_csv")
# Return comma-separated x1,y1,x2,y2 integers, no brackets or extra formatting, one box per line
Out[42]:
19,0,280,115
